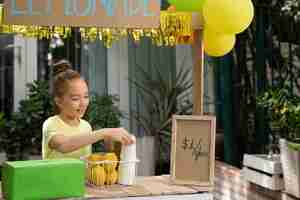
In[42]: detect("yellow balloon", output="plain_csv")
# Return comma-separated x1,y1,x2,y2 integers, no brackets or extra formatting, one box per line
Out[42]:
0,4,3,24
203,28,236,57
203,0,254,34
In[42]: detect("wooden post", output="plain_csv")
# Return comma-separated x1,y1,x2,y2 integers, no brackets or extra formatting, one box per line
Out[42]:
191,30,204,115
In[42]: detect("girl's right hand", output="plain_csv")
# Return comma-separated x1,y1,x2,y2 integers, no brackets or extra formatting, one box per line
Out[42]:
101,128,135,145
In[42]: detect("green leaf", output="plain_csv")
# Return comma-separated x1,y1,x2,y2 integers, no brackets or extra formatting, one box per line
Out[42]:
287,141,300,151
85,93,122,131
129,63,193,138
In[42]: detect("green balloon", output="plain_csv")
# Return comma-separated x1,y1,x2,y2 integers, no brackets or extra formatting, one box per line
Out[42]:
168,0,206,11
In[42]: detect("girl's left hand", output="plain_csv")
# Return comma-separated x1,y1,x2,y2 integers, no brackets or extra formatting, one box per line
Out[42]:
101,128,135,145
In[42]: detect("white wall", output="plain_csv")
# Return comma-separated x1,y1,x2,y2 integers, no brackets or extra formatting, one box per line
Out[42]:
13,36,37,111
107,38,130,130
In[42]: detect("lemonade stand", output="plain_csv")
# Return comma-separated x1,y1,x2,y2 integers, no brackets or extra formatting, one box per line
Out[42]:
0,0,253,199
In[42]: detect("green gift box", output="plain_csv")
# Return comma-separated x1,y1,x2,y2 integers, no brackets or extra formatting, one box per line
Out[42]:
2,159,85,200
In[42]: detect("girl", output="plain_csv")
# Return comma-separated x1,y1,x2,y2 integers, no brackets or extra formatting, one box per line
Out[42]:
42,61,134,159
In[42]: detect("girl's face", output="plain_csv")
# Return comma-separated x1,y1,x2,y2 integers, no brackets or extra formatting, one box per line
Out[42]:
55,78,89,120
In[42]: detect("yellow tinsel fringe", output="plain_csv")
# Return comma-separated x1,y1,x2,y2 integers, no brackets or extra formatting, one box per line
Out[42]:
160,11,193,46
0,5,193,48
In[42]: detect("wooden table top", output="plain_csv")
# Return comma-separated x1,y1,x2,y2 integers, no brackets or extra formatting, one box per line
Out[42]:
0,175,213,200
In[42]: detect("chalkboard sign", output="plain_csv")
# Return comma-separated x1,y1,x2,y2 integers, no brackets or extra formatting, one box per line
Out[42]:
170,115,216,190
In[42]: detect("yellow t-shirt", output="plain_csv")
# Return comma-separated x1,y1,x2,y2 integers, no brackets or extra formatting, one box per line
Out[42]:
42,115,92,159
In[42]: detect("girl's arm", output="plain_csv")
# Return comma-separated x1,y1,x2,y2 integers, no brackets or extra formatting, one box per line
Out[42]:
49,128,133,153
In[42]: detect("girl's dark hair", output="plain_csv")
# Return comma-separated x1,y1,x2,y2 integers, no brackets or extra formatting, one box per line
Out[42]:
53,60,81,97
52,60,81,113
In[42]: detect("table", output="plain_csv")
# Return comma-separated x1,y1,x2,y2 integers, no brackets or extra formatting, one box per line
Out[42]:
0,176,213,200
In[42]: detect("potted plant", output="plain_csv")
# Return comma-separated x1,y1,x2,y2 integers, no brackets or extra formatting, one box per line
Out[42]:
258,83,300,197
130,65,193,175
84,93,123,153
0,80,54,161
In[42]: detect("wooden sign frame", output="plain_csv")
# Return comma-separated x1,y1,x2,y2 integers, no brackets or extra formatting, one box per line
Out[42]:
170,115,216,190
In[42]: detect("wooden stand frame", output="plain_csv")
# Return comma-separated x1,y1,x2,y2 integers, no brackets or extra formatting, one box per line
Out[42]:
170,115,216,191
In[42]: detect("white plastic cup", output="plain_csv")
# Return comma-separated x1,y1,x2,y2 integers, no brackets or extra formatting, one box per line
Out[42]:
118,135,137,185
118,161,137,185
120,135,136,161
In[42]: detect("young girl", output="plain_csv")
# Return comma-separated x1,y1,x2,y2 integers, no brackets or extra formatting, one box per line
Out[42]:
42,61,134,159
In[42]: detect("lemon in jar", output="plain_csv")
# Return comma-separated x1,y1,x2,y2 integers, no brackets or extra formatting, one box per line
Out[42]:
105,153,118,168
92,165,106,186
86,163,94,182
106,169,118,185
110,169,118,185
87,153,106,162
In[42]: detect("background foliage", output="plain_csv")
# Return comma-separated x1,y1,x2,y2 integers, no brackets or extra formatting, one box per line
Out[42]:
130,64,193,174
258,83,300,143
85,94,123,152
0,80,53,160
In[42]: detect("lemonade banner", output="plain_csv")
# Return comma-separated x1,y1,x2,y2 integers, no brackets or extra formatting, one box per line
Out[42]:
3,0,161,28
1,1,197,48
0,5,193,47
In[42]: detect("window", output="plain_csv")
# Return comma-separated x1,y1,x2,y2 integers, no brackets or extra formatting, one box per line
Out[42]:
0,34,14,115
